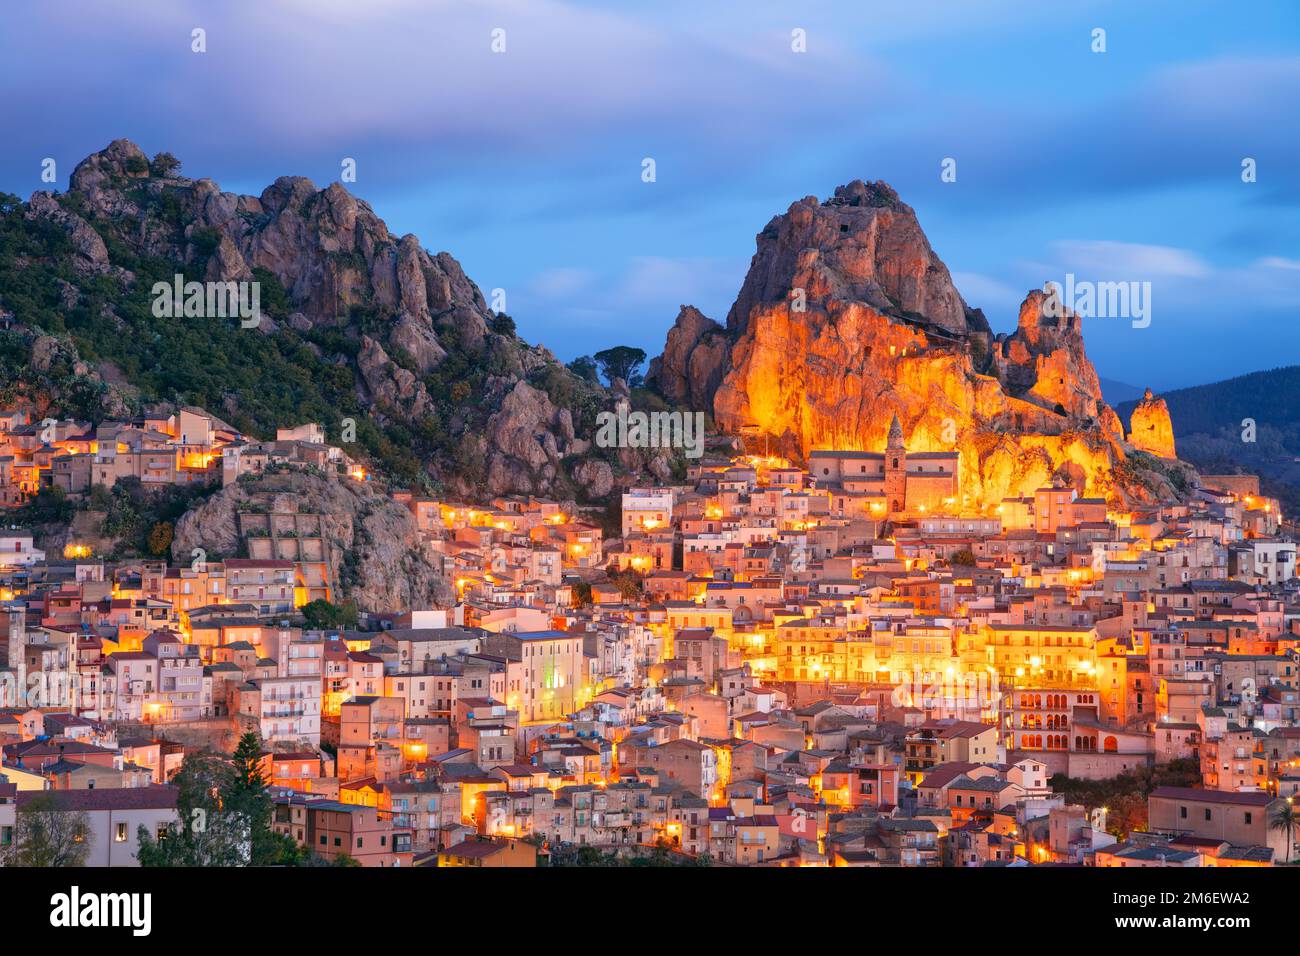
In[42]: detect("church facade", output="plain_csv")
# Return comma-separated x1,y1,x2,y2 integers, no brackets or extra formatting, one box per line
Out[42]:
807,415,960,516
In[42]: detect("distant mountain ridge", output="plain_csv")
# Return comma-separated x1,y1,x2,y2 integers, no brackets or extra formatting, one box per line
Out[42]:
1116,365,1300,513
1099,377,1145,405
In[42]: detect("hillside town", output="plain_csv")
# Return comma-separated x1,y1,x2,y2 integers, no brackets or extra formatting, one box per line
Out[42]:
1,403,1298,869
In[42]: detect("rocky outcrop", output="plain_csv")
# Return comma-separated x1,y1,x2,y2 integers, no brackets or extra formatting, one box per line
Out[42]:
4,328,136,419
356,336,434,418
28,139,633,499
726,181,974,336
573,459,615,499
482,380,574,492
653,180,1186,506
171,471,450,614
646,305,730,408
1127,388,1177,458
24,191,112,275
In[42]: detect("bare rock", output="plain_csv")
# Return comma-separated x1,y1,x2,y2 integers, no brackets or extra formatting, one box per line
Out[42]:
1128,388,1177,458
574,459,614,499
172,471,450,613
25,192,110,274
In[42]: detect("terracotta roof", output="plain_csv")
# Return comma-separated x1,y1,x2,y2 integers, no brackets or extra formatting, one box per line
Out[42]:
16,784,178,812
1150,786,1276,807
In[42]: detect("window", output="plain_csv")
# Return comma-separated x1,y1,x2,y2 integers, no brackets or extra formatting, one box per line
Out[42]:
115,822,128,843
1244,812,1253,825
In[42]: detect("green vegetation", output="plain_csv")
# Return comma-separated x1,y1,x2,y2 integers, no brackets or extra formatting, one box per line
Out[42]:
593,345,647,387
604,565,645,600
137,731,346,867
0,794,92,867
0,185,525,493
0,170,636,505
546,840,711,867
1116,450,1193,498
567,355,600,383
1271,801,1297,864
300,598,359,630
1048,758,1200,840
147,520,174,556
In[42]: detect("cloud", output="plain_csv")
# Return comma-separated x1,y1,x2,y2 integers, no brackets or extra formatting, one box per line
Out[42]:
0,0,893,190
1043,241,1211,279
526,267,597,300
1006,238,1300,389
512,255,744,359
0,0,1292,391
950,271,1026,317
1256,256,1300,271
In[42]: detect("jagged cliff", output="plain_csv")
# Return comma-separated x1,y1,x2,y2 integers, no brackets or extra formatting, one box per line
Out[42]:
649,180,1188,505
0,139,642,500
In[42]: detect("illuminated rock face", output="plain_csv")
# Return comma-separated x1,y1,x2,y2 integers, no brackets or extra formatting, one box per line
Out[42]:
1128,389,1177,458
654,180,1158,507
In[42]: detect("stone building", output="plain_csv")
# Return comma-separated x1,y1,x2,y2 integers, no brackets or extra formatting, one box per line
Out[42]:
807,415,959,516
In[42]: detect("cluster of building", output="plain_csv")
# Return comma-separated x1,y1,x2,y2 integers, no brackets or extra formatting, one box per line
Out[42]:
0,405,362,504
1,416,1298,868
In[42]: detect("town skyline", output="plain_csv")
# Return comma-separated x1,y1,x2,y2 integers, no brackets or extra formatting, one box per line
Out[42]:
1,4,1296,931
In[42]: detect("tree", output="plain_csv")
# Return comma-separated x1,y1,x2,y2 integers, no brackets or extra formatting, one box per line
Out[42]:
605,565,643,601
567,355,600,384
137,738,297,868
229,731,268,799
593,346,647,387
150,152,182,177
1106,791,1148,840
1270,801,1297,864
951,549,978,566
1,795,91,867
137,733,305,868
300,598,359,630
136,749,247,867
147,520,174,556
225,731,290,866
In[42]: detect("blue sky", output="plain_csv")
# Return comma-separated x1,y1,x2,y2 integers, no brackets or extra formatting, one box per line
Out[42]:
2,0,1297,390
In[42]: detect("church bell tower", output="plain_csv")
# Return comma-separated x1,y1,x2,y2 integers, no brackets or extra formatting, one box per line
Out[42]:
884,414,907,515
